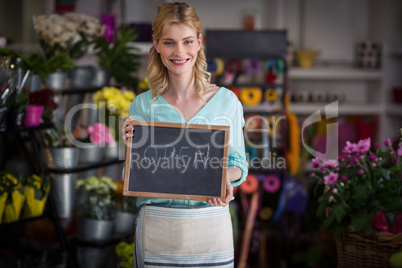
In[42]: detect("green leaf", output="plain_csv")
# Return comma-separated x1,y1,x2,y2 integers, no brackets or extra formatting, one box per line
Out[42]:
351,213,372,232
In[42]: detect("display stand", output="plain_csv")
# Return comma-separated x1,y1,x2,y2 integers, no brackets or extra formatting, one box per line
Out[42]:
0,124,79,268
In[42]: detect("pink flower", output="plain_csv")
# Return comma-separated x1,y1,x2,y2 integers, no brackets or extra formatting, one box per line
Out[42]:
331,188,338,194
324,172,339,185
323,160,337,170
397,145,402,157
384,138,391,146
312,157,320,168
372,211,389,232
368,152,378,162
358,169,364,175
309,173,314,178
341,175,348,181
87,123,116,145
374,142,380,149
343,141,357,154
356,138,371,154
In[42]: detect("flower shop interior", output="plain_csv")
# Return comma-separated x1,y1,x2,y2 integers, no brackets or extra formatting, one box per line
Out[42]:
0,0,402,267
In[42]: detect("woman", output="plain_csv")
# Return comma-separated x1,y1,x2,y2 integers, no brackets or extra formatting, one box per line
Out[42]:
122,2,248,267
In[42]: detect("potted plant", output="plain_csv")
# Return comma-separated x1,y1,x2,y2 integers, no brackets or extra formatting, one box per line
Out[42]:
0,171,25,223
76,175,117,241
94,27,141,90
33,13,104,90
39,126,79,219
23,174,50,218
92,86,136,160
311,131,402,267
27,88,58,125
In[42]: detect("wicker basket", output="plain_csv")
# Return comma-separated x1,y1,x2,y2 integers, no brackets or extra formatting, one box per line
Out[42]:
336,231,402,268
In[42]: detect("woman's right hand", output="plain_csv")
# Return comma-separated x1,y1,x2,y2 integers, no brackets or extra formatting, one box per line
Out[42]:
121,116,134,146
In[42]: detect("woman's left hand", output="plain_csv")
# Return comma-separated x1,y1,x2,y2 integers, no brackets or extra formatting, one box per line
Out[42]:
207,177,233,207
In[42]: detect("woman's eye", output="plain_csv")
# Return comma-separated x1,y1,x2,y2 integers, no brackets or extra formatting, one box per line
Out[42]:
184,40,193,45
164,41,174,46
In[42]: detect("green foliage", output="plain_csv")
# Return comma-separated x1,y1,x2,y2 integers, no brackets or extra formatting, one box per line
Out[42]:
94,27,141,90
0,48,76,84
7,88,29,110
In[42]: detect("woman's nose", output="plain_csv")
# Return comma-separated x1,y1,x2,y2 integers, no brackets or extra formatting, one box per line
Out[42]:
173,43,184,57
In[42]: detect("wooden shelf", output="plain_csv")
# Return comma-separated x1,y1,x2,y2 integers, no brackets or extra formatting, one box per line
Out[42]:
289,103,382,116
289,66,382,81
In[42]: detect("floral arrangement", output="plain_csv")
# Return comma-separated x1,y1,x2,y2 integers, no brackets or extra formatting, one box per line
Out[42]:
312,136,402,237
28,88,58,123
24,174,50,217
34,13,104,60
76,176,117,220
25,174,50,200
93,86,135,118
0,171,24,223
0,171,23,200
86,122,115,145
115,241,135,268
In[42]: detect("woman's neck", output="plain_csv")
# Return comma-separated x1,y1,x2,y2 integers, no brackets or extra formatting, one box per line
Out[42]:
166,72,195,99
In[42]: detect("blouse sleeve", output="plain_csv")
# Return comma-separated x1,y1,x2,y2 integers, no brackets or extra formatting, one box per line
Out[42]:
228,99,248,187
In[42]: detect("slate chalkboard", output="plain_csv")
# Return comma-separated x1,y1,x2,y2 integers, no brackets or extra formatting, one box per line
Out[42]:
123,121,230,202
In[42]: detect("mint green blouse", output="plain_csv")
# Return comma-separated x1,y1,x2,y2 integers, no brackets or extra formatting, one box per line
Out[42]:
128,87,248,207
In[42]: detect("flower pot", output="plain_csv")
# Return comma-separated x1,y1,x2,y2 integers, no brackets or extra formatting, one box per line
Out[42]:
46,72,67,91
79,144,104,164
42,147,79,169
69,66,94,89
24,104,44,127
100,162,124,180
112,209,137,234
104,142,125,160
29,74,42,92
50,173,77,218
91,67,110,87
78,218,113,242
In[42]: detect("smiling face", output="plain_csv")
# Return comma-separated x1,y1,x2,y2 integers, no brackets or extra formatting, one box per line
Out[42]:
154,23,202,77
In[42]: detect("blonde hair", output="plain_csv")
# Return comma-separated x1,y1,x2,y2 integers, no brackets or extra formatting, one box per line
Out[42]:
147,2,211,101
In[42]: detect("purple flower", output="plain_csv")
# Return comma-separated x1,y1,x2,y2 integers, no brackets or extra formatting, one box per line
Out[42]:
324,172,339,185
357,138,371,154
351,157,360,165
384,138,392,147
358,169,364,175
368,152,378,162
323,160,337,170
309,172,314,178
341,175,348,181
397,145,402,157
343,141,358,154
312,157,320,168
374,142,380,149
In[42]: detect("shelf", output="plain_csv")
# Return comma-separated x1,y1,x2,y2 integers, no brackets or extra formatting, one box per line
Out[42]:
288,66,382,81
289,103,382,116
56,87,102,95
386,104,402,116
48,159,124,174
0,123,54,134
243,104,283,114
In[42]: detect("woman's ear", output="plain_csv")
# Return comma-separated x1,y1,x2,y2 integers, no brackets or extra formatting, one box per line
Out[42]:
153,37,160,53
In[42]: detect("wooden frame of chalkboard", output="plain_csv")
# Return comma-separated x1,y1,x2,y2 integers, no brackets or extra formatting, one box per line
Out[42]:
123,121,230,202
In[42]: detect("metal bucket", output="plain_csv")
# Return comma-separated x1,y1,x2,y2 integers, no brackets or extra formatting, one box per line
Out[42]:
46,72,67,91
100,162,124,180
50,173,77,218
43,147,79,169
91,67,110,87
69,66,94,88
78,218,114,241
112,210,137,234
79,145,104,164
